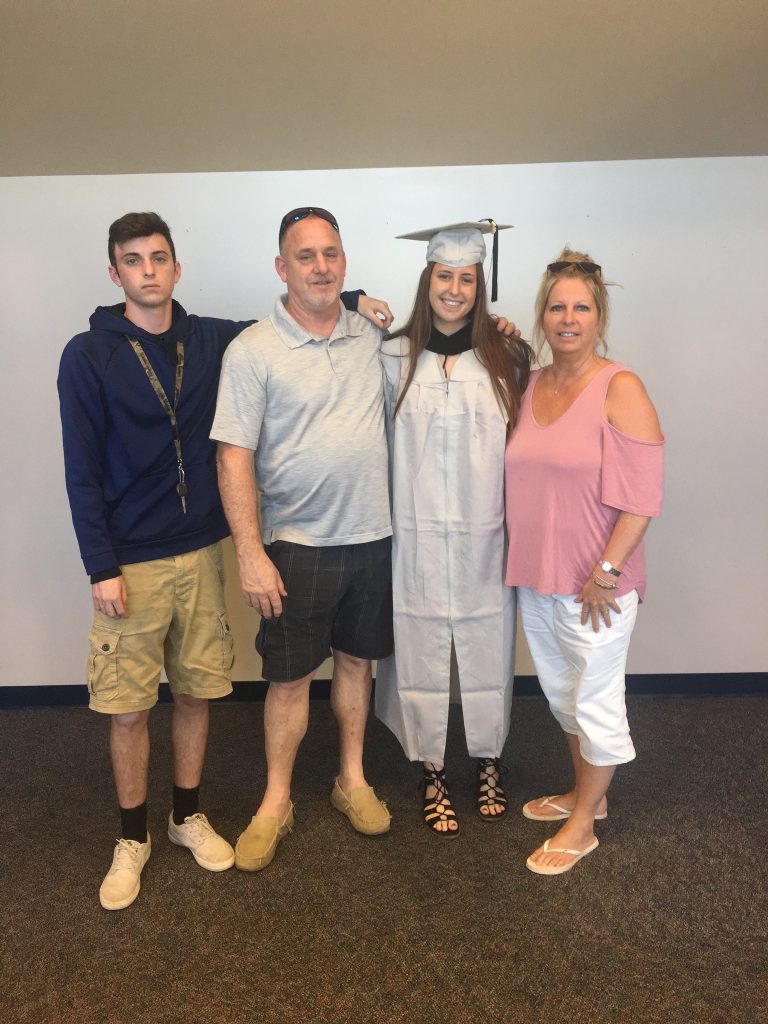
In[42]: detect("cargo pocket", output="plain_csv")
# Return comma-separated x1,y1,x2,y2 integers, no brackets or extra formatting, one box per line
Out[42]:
87,623,124,702
218,613,235,672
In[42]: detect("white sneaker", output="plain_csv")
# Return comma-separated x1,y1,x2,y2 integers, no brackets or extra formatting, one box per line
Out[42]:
99,835,151,911
167,812,235,871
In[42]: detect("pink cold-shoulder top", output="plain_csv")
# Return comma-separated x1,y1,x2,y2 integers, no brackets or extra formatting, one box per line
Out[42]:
504,363,664,600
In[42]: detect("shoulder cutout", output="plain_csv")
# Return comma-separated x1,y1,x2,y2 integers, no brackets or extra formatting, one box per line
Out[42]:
605,370,663,442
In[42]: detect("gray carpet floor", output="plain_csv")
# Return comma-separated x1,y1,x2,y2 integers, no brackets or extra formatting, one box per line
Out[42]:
1,695,766,1024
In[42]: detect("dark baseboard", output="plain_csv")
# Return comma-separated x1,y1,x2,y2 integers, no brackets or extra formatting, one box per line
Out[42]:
0,673,766,709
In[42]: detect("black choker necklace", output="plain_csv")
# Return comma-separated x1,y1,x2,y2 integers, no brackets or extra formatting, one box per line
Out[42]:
426,322,473,356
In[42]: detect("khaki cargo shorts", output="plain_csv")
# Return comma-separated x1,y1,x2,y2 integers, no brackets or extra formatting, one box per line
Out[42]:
87,542,234,714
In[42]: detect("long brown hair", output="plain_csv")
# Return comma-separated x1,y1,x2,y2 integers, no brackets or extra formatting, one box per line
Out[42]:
391,263,532,426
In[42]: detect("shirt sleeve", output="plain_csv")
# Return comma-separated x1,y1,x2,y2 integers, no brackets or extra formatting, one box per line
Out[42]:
341,289,364,311
601,421,665,517
210,334,267,450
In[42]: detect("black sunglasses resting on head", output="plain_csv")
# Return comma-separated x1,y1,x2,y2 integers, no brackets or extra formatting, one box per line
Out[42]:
279,207,339,244
547,260,602,275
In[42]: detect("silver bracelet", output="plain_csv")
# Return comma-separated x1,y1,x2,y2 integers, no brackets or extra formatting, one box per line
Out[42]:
592,575,617,591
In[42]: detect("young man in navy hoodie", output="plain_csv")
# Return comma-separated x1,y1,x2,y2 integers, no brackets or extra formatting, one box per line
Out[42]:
58,211,390,910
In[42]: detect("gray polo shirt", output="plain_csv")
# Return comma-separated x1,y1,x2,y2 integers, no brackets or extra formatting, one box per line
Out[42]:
211,296,392,547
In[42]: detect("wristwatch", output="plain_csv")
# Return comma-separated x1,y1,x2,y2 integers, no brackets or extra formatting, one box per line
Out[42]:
599,560,622,577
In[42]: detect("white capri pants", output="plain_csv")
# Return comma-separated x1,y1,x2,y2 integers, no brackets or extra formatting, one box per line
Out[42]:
518,587,639,766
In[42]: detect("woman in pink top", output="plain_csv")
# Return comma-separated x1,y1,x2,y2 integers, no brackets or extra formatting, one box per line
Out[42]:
504,248,664,875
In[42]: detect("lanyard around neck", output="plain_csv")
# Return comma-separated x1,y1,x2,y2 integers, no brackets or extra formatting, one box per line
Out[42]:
127,337,188,513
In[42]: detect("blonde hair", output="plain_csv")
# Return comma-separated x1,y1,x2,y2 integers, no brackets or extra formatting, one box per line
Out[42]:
532,246,611,359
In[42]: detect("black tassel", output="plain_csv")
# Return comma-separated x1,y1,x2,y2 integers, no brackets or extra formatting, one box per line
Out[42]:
491,226,499,302
482,218,499,302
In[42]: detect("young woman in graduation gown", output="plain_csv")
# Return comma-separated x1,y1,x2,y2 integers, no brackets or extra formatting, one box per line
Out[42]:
375,222,532,835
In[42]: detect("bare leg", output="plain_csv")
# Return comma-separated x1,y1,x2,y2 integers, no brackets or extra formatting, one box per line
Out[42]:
330,651,372,793
256,673,313,819
171,693,209,788
110,710,150,809
528,755,616,871
524,731,608,819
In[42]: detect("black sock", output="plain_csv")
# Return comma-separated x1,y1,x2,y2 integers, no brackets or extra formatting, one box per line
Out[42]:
120,801,148,844
172,785,200,825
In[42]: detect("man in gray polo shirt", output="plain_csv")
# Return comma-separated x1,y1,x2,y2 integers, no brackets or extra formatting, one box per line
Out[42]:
212,208,393,871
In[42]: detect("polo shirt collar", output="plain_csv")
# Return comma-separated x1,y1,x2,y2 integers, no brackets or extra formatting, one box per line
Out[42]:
272,294,363,348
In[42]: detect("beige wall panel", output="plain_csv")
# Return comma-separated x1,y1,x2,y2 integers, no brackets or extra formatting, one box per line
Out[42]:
1,1,767,175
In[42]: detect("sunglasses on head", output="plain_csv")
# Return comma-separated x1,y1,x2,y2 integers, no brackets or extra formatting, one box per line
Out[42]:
547,260,602,275
278,207,339,244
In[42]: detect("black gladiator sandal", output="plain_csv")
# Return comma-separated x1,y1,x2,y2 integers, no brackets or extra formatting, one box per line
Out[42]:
422,765,460,838
476,758,508,821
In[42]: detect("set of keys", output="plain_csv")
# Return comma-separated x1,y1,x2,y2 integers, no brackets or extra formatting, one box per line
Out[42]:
176,476,188,513
175,440,188,514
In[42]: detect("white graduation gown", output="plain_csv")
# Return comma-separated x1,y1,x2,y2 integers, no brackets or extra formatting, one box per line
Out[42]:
375,336,516,762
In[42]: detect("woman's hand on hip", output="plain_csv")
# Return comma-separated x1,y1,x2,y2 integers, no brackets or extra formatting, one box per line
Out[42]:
574,576,621,633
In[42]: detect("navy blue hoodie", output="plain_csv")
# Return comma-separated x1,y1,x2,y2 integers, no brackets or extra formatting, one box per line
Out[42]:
58,301,252,575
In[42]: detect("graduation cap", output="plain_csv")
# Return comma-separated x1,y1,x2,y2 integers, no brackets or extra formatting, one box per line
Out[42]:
396,219,512,301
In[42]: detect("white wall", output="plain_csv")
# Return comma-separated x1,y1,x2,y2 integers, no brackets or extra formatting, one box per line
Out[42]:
1,156,765,686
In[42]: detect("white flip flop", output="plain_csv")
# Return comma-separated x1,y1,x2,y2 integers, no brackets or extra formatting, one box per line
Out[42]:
526,836,600,875
522,795,608,822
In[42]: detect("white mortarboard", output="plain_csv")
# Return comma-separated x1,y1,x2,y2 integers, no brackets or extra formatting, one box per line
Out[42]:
397,219,512,301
